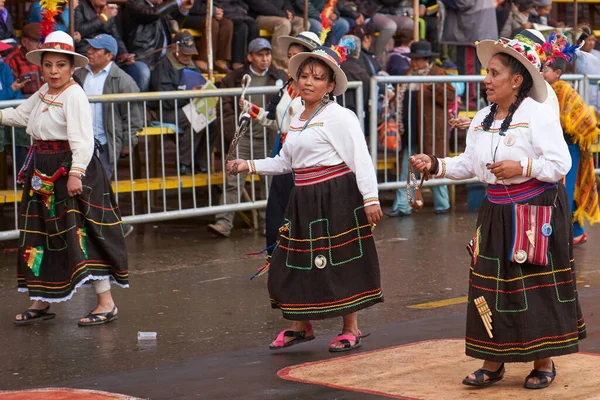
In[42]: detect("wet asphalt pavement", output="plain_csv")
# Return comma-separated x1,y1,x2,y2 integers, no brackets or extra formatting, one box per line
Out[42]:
0,195,598,399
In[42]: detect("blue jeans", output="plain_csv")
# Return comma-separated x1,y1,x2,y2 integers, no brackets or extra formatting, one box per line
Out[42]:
391,146,450,214
121,61,150,92
565,143,585,237
309,18,350,46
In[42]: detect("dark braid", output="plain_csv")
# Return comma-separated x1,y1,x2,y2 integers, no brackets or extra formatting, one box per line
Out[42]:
481,53,534,135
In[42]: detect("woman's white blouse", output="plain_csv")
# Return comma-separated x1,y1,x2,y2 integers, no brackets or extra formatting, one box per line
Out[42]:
436,97,571,184
1,82,94,172
250,102,379,205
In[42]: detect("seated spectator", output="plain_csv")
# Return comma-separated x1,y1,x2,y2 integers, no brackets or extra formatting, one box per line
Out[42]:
294,0,350,46
75,0,153,92
370,0,413,60
5,23,43,99
500,0,533,38
351,24,381,76
337,0,371,32
218,0,259,70
74,34,141,237
28,0,79,33
207,38,286,238
246,0,304,68
386,28,412,76
184,0,234,73
339,34,369,115
150,31,210,175
122,0,192,75
529,0,555,27
393,0,440,53
0,43,23,99
0,0,16,50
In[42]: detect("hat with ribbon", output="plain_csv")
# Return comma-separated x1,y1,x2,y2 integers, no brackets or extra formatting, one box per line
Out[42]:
26,31,89,68
278,31,322,52
288,45,349,96
476,36,547,102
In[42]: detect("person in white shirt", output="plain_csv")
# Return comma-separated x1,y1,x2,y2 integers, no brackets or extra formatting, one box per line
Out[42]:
227,45,383,353
0,31,129,327
411,35,585,390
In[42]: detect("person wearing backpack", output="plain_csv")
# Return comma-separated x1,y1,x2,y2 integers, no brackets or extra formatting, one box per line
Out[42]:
388,40,455,216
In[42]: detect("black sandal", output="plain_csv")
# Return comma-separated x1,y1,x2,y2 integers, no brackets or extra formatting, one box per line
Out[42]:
78,305,118,327
524,361,556,389
13,305,56,325
462,363,505,387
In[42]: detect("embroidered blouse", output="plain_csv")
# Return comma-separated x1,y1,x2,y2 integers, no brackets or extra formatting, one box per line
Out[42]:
248,102,379,206
0,82,94,173
435,97,571,184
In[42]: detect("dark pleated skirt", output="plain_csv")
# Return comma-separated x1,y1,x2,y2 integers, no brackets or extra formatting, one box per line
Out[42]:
265,173,294,254
17,142,129,302
268,171,383,320
465,183,586,363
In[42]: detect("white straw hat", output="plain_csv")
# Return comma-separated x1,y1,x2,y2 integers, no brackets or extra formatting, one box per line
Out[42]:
26,31,89,68
278,31,322,52
288,45,348,96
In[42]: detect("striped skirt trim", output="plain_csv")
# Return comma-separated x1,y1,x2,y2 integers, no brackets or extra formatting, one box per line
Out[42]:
270,288,383,315
293,163,351,186
487,179,557,204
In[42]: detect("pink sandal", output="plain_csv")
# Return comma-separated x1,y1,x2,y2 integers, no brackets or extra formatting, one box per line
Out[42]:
573,233,587,246
329,330,370,353
269,323,315,350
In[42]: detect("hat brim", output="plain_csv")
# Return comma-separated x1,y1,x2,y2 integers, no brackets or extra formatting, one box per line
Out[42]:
476,40,547,103
288,53,348,96
405,51,439,58
26,48,89,68
179,46,199,55
277,36,319,52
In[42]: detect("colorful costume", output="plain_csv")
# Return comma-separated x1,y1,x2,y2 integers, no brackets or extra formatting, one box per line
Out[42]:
1,81,129,303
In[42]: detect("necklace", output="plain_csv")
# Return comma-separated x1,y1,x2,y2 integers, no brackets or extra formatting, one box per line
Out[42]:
42,82,77,113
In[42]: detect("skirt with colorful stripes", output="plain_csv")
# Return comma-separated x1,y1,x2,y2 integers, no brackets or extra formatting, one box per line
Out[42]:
465,180,585,362
267,164,383,320
17,140,129,302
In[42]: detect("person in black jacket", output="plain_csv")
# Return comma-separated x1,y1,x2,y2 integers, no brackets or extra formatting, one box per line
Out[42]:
246,0,304,68
122,0,192,71
75,0,156,91
183,0,234,73
149,31,209,174
217,0,259,70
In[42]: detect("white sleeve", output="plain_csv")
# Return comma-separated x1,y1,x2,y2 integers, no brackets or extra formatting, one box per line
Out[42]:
249,138,293,175
64,87,95,172
328,108,379,205
0,94,39,127
436,119,476,180
519,103,571,182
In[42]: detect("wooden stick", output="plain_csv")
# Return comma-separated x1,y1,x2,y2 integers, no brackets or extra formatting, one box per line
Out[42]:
474,296,494,339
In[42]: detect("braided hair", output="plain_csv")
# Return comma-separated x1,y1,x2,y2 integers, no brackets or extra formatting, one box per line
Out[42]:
481,53,534,136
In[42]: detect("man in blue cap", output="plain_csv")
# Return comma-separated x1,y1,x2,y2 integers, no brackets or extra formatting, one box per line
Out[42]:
74,33,144,237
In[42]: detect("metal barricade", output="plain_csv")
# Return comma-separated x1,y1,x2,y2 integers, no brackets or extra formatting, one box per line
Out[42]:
0,82,364,241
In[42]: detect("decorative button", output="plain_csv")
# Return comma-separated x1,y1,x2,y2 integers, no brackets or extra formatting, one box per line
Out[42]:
504,134,516,147
541,223,552,237
314,255,327,269
514,250,527,264
31,176,42,191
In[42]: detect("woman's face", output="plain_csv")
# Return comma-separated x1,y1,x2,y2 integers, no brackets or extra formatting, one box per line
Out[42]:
297,62,335,105
42,53,74,92
483,55,521,106
287,44,304,61
582,35,596,53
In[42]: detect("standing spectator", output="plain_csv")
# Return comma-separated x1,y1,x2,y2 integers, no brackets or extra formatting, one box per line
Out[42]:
575,27,600,114
370,0,413,60
28,0,80,33
74,34,141,237
389,41,454,216
75,0,154,92
500,0,533,39
207,38,286,238
0,40,25,170
352,24,381,77
218,0,259,70
184,0,234,73
442,0,497,108
246,0,304,68
122,0,193,74
339,35,369,115
0,0,16,50
386,28,412,76
294,0,350,46
150,31,209,175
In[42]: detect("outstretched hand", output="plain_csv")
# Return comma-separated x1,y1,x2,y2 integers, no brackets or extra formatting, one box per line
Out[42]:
226,159,249,175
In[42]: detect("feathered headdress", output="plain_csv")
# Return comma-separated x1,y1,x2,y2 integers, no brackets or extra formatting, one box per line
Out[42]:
319,0,338,44
539,32,578,67
39,0,67,41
